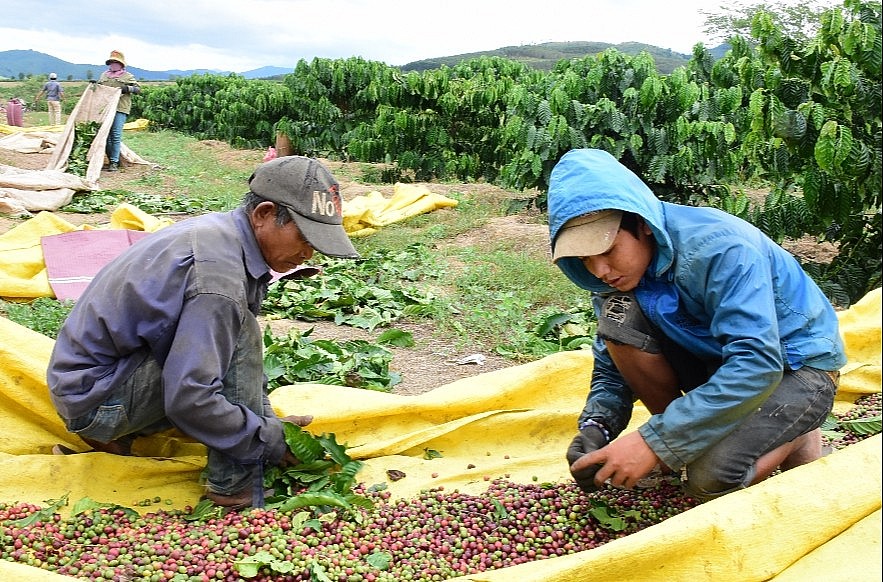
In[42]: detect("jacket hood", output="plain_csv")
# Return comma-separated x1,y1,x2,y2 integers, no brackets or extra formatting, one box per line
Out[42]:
547,149,672,291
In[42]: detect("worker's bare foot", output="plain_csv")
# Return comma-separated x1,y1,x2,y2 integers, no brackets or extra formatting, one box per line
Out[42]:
780,428,822,470
80,435,134,456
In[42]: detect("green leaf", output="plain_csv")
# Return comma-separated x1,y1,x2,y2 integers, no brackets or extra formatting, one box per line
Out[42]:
184,498,223,522
423,448,443,460
377,328,415,347
367,550,393,570
491,498,509,521
70,497,140,520
841,415,882,436
310,562,334,582
274,491,353,512
588,499,642,531
534,312,575,337
316,432,353,466
233,561,262,579
283,423,325,463
11,494,68,527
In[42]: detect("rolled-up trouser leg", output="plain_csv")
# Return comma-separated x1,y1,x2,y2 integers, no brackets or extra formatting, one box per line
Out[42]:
684,366,837,500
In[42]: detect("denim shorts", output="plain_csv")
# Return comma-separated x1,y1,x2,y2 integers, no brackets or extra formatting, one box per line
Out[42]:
597,292,838,500
598,292,719,391
64,354,170,442
685,365,837,500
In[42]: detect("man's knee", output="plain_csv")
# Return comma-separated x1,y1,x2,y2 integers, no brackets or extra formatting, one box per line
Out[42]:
683,459,754,501
597,293,661,353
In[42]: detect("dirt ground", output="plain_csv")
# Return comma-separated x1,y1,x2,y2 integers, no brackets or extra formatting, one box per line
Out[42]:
0,140,838,396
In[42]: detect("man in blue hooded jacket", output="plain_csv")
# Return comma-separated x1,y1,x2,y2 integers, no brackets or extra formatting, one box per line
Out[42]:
550,149,846,501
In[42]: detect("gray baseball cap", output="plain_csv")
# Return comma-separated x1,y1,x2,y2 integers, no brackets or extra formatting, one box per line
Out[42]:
248,156,359,258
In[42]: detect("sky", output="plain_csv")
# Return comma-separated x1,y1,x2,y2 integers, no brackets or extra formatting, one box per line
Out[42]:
1,0,833,73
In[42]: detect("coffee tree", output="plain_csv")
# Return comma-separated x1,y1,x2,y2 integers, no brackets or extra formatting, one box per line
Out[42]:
131,0,881,305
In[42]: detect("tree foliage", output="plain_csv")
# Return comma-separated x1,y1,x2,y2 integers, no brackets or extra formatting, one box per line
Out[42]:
131,0,882,305
700,0,836,44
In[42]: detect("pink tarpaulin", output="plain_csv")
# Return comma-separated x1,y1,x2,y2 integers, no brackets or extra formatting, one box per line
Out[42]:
40,229,151,301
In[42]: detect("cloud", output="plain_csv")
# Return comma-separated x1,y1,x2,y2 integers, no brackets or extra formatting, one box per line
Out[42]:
1,0,832,73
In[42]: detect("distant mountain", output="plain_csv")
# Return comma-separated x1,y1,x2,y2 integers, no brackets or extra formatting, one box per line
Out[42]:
244,66,295,79
0,50,292,81
1,42,726,82
400,41,701,75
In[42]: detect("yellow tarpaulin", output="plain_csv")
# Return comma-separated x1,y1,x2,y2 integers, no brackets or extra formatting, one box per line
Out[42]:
343,183,459,237
0,205,173,299
0,190,455,300
0,288,879,581
0,118,148,136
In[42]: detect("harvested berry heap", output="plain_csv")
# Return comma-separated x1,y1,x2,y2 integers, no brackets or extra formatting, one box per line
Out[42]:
0,478,697,582
1,393,878,581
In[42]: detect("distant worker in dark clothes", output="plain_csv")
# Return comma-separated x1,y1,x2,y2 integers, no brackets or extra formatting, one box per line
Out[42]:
96,50,140,172
47,156,360,510
549,148,846,501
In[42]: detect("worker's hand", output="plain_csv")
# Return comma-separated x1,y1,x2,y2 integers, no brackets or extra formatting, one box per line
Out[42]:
281,414,313,427
279,450,301,467
276,415,313,467
566,425,608,493
576,431,661,490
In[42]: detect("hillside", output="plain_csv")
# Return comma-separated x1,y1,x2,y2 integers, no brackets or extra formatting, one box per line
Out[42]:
400,40,701,75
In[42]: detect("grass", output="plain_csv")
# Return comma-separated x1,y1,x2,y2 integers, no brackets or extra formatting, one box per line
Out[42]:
123,130,251,210
3,128,594,361
0,298,74,339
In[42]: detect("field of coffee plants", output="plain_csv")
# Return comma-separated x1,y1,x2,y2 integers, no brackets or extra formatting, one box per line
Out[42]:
131,1,882,307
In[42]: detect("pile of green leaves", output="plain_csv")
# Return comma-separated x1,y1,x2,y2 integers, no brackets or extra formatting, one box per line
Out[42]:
66,121,101,177
262,326,409,392
262,243,440,330
63,188,225,214
0,297,74,339
263,423,373,519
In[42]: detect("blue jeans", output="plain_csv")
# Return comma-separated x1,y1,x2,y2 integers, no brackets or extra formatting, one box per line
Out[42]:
63,315,270,496
105,111,127,164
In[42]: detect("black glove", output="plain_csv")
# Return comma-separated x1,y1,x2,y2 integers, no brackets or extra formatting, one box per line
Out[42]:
120,85,130,94
566,425,608,493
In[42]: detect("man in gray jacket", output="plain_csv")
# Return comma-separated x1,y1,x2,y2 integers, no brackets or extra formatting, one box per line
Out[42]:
48,156,359,509
35,72,64,126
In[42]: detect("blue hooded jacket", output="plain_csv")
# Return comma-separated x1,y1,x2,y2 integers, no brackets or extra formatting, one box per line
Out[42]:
548,149,846,469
